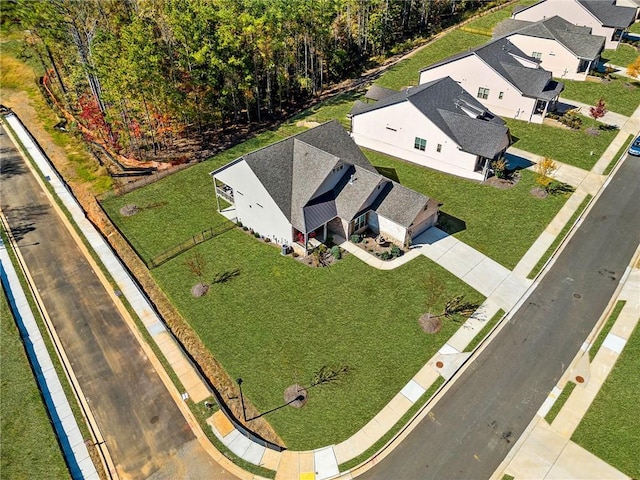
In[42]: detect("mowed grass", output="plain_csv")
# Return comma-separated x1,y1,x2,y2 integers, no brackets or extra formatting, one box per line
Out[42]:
602,44,640,68
152,231,483,450
0,288,70,479
376,30,489,90
572,321,640,478
505,117,618,170
560,77,640,117
463,0,539,34
364,149,568,269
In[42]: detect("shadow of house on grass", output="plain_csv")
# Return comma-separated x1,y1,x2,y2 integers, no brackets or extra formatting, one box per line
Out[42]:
504,152,535,171
437,212,466,236
374,166,400,183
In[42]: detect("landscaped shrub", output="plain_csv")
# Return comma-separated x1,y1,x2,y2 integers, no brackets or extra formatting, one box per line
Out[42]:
253,231,261,238
380,251,391,261
350,234,361,243
331,245,342,260
237,220,243,228
561,112,583,129
391,244,402,257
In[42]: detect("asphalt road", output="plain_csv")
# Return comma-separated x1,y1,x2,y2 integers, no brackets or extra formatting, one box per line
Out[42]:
0,124,235,479
361,155,640,480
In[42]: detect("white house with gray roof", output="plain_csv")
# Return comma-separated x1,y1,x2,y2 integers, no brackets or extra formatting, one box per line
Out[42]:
211,121,440,253
512,0,636,49
418,37,564,124
350,77,510,181
494,16,605,80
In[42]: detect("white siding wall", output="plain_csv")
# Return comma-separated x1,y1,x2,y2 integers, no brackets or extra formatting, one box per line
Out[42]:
351,101,484,180
513,0,619,49
418,56,539,123
214,161,293,245
507,34,586,80
377,214,408,245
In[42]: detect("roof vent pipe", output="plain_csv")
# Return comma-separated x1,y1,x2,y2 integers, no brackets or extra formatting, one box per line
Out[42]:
349,174,355,185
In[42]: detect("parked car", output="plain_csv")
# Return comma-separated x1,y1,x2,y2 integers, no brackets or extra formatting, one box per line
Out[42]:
629,136,640,156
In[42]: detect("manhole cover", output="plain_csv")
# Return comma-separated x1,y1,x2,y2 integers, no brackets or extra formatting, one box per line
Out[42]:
573,293,582,299
435,361,444,368
575,376,585,384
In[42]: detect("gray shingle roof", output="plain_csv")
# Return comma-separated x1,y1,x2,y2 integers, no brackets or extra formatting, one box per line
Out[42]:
214,120,436,234
419,38,563,100
579,0,636,28
494,16,605,60
370,182,432,228
514,0,635,28
365,84,399,101
352,76,510,159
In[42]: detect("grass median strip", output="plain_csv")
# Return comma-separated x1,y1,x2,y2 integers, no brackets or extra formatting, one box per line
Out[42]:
544,381,576,424
528,195,592,279
572,322,640,478
603,134,633,176
338,377,445,472
589,300,626,362
464,309,505,353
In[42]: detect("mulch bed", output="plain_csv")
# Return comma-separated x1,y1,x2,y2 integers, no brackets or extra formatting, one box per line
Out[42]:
284,384,308,408
484,174,520,190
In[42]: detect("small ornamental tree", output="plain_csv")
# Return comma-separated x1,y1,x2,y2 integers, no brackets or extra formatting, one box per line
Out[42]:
626,57,640,78
185,251,207,284
589,98,607,121
535,157,557,192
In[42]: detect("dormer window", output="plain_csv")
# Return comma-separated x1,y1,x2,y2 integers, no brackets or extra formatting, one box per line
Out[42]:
532,52,542,60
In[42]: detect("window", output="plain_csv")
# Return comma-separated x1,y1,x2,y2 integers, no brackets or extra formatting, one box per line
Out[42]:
353,212,367,232
437,144,442,153
477,87,489,100
498,91,504,100
414,137,427,151
532,51,542,60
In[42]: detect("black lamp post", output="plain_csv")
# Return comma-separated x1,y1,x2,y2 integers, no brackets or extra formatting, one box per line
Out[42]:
236,377,247,421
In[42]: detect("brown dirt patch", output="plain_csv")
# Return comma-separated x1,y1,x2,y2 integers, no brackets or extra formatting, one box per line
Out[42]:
190,283,209,298
419,313,442,334
484,175,519,190
530,186,548,199
283,384,308,408
119,204,139,217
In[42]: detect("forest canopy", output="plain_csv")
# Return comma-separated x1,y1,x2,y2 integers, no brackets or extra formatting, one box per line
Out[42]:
7,0,502,160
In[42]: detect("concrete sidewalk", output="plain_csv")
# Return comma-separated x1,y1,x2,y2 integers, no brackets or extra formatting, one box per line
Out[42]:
493,265,639,480
558,96,630,128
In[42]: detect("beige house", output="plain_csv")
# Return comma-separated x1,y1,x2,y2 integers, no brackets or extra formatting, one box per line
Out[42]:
494,16,605,80
350,77,510,181
419,37,564,124
512,0,636,49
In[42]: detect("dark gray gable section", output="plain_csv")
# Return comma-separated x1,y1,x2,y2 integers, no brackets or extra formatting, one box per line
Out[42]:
493,18,535,38
244,139,295,222
579,0,636,27
303,194,338,233
296,120,378,173
365,84,400,101
372,182,431,228
334,165,384,222
290,140,340,231
439,110,509,159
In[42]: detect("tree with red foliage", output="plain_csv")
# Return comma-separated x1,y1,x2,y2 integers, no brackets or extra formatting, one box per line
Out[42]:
589,98,607,121
78,94,120,150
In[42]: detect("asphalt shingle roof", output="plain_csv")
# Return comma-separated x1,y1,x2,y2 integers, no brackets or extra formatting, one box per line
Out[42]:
579,0,636,28
494,16,605,60
352,76,510,159
372,181,433,228
214,120,436,233
420,38,564,100
514,0,635,28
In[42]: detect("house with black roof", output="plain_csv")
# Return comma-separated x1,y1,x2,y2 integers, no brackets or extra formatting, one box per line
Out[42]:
349,76,510,181
418,37,564,124
494,16,605,81
211,121,440,254
512,0,636,49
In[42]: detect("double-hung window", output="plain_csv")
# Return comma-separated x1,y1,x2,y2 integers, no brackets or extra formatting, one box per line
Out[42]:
532,51,542,60
353,212,367,231
477,87,489,100
414,137,427,151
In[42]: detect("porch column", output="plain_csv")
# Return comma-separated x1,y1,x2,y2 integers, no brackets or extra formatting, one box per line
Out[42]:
213,176,221,213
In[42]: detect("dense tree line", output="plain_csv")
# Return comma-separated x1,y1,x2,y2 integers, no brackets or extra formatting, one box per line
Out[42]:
9,0,501,159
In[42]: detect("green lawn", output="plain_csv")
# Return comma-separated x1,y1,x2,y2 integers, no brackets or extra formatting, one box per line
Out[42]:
376,30,489,90
602,44,640,67
151,231,483,450
1,288,70,479
544,381,576,424
630,22,640,34
364,149,568,269
463,0,538,34
505,117,618,170
572,321,640,478
560,76,640,117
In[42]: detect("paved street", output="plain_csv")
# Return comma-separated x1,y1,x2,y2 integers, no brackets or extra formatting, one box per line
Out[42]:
360,155,640,480
0,124,235,479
